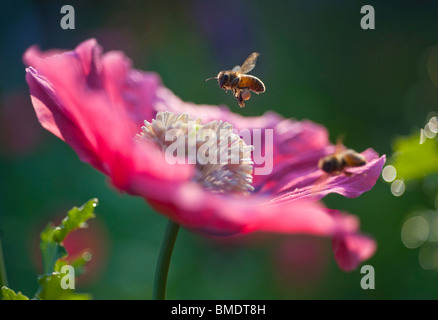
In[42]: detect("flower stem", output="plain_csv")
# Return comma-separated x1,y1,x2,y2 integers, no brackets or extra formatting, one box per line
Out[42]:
153,219,180,300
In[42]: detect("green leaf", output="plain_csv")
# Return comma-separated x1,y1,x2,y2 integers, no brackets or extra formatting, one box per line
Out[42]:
36,274,91,300
53,198,98,243
391,133,438,181
55,251,92,277
1,286,30,300
39,223,68,276
2,199,98,300
35,198,98,299
39,198,98,275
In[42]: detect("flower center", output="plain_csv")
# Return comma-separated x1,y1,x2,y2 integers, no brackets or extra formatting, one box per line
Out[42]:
137,111,254,195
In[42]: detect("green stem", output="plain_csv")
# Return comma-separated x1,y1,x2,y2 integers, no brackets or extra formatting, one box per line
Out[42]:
0,236,8,290
153,220,180,300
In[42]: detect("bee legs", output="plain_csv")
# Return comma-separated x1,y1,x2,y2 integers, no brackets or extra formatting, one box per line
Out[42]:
233,88,251,108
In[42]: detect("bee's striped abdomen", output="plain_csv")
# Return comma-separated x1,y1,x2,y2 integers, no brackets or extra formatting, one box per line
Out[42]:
238,75,265,93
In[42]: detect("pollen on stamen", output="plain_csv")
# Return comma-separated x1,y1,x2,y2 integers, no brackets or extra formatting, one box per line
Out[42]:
136,111,255,196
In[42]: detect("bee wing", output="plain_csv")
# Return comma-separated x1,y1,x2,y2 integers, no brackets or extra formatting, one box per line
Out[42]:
334,135,346,153
232,65,241,72
239,52,260,74
335,143,345,154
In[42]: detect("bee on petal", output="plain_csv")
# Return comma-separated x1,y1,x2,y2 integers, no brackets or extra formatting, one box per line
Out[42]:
318,139,367,176
310,139,368,197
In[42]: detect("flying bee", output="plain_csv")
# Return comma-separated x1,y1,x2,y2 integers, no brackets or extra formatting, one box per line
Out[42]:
206,52,266,108
318,144,367,176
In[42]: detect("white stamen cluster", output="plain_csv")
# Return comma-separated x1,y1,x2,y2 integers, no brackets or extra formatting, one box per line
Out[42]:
137,111,254,195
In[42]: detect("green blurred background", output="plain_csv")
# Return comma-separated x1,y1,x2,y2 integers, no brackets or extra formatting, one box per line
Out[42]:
1,0,438,299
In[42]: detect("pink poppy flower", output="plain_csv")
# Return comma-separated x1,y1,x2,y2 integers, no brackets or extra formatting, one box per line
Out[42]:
23,39,385,271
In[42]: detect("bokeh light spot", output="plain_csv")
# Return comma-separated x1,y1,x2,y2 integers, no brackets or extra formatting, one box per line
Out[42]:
391,179,406,197
382,165,397,182
424,123,437,139
420,128,426,144
423,211,438,241
401,216,429,249
418,242,438,270
82,251,93,262
428,116,438,134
